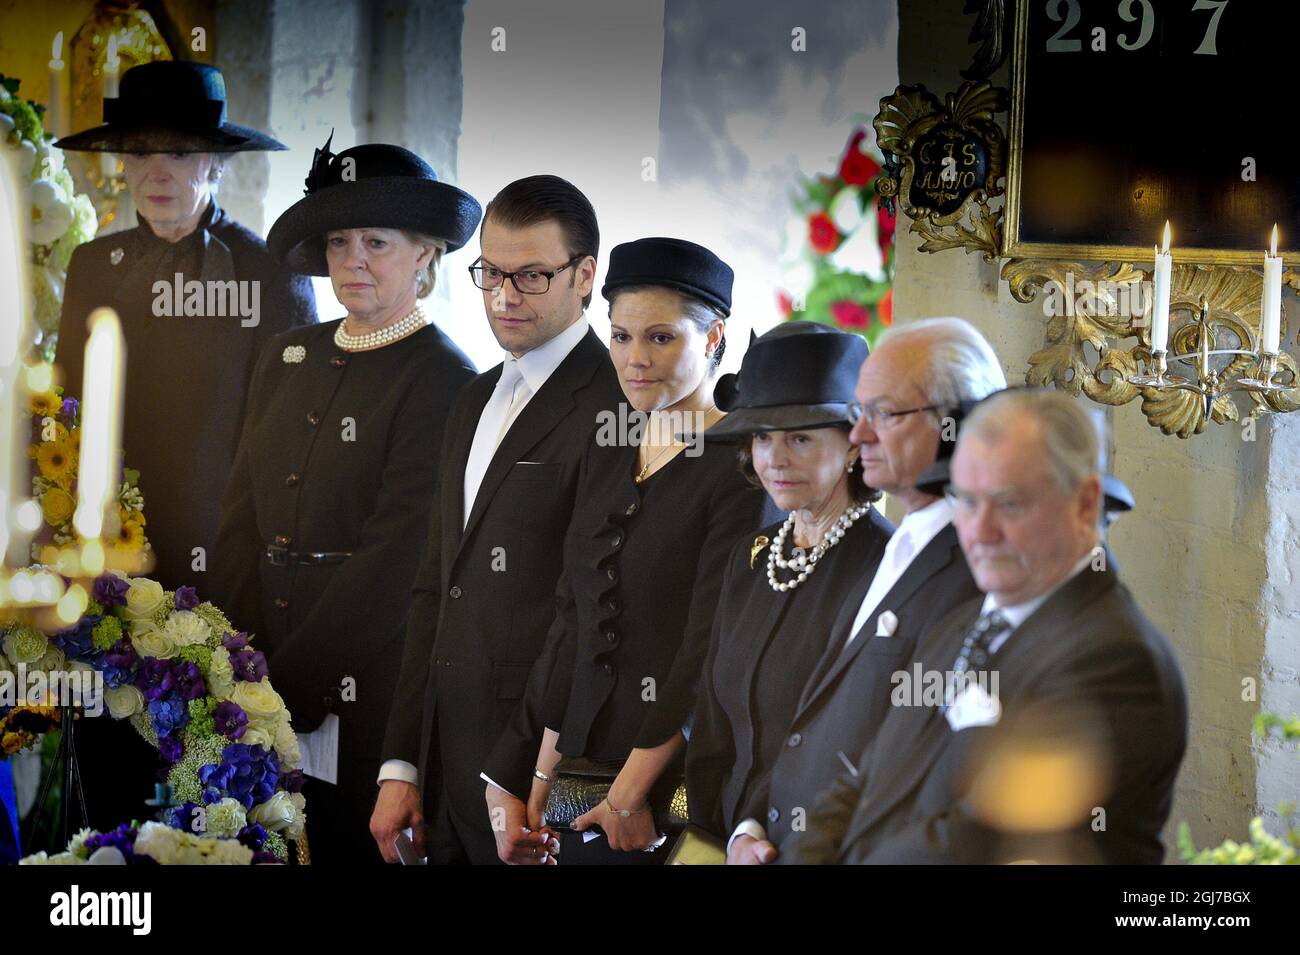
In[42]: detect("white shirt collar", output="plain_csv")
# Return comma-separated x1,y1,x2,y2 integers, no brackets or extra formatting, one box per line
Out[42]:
980,543,1100,631
891,496,953,551
508,318,590,395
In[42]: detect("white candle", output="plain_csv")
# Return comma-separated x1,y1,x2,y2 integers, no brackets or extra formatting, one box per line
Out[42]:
1261,224,1283,355
48,32,67,140
1151,221,1172,354
73,309,126,552
0,155,29,575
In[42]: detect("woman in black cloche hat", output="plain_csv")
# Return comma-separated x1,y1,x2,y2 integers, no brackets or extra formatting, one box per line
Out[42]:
211,135,481,864
53,61,318,835
484,237,773,865
685,321,895,857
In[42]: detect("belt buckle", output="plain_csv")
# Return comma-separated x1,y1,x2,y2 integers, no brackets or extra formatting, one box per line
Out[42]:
265,544,290,567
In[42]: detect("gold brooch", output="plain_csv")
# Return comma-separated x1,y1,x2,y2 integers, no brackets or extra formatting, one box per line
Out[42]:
749,535,770,569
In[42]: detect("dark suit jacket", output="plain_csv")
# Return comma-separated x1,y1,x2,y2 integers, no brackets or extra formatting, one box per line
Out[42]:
686,509,893,837
752,521,980,848
783,555,1188,864
57,201,317,591
212,320,476,755
382,327,624,835
483,434,771,784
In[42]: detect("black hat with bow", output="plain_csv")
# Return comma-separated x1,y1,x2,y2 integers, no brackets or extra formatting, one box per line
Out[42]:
56,61,286,154
266,133,483,275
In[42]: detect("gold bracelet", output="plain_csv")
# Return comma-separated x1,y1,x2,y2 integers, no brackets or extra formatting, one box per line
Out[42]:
603,797,649,818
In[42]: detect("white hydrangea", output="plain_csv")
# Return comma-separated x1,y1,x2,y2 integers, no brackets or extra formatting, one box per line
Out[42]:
162,610,211,648
205,798,248,839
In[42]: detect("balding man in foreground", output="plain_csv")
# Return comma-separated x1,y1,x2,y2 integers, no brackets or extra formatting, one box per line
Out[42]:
783,389,1187,864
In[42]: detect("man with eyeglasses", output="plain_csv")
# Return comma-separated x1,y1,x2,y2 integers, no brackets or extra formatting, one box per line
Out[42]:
372,175,624,864
728,316,1005,864
781,389,1186,863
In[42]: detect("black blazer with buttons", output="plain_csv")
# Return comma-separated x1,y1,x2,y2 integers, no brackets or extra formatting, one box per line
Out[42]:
751,520,980,848
382,327,624,835
212,319,476,751
482,434,772,788
782,557,1188,864
686,509,893,838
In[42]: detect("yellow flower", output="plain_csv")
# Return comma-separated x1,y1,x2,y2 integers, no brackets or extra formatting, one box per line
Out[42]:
29,392,61,417
36,438,77,486
111,519,146,552
41,486,75,526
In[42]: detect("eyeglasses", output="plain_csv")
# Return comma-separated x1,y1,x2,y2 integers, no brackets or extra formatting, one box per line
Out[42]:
468,256,583,295
943,487,1033,520
845,401,941,430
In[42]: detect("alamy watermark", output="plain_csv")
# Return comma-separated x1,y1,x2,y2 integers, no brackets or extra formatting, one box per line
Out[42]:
595,404,708,458
151,274,260,327
0,664,104,716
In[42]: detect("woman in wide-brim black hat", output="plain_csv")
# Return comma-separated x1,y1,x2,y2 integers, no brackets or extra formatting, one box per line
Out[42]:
684,321,896,854
52,61,319,837
211,135,482,865
494,237,772,865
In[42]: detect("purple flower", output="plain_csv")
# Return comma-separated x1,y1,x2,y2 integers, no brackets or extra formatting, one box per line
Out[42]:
83,823,154,864
237,823,268,850
52,617,103,665
92,573,130,608
174,585,199,611
213,701,248,740
147,697,190,737
198,743,280,810
222,631,250,651
159,734,184,764
173,660,207,702
280,768,306,794
230,648,269,683
60,396,79,422
135,658,177,702
102,637,141,689
169,802,203,831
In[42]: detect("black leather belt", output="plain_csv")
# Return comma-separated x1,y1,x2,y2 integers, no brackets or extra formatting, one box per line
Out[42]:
265,544,352,567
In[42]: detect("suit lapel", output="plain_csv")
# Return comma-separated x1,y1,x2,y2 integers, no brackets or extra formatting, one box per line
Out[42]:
442,374,495,578
796,525,963,716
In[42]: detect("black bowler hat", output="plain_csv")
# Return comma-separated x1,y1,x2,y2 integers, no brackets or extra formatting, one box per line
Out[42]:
913,388,1135,514
601,237,734,316
692,321,869,442
266,133,483,275
56,61,286,154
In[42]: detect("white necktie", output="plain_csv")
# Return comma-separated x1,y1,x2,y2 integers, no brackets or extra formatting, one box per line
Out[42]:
463,360,532,528
844,527,913,646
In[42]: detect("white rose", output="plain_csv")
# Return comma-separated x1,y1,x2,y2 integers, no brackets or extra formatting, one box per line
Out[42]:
29,179,73,245
207,647,234,699
248,791,300,833
104,684,144,719
273,718,302,771
122,578,166,619
131,628,177,660
240,723,275,750
163,611,210,648
286,793,306,840
36,645,66,673
229,679,285,721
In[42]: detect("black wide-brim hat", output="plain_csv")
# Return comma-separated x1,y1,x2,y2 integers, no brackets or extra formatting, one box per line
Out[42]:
689,321,869,442
266,134,483,275
913,388,1135,514
602,237,734,316
55,61,286,154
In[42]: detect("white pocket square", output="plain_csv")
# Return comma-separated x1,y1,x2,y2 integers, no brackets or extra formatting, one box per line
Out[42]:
875,610,898,637
945,683,1002,731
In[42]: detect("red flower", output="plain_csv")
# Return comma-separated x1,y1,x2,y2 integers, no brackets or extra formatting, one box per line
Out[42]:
839,130,881,187
877,203,896,247
809,212,841,255
830,300,871,330
776,290,794,317
877,288,894,327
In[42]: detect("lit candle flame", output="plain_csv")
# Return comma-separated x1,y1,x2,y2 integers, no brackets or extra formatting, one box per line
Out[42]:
1270,224,1279,258
51,32,63,65
1161,221,1171,255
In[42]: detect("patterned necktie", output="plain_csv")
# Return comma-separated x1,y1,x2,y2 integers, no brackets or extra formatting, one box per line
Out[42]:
943,609,1011,708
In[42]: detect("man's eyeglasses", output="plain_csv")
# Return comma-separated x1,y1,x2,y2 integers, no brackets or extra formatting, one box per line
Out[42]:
943,487,1032,520
469,256,583,295
845,401,940,429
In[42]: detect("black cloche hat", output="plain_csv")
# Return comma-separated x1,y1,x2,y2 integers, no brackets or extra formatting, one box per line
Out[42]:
695,321,869,442
602,237,734,316
56,61,286,154
266,133,483,275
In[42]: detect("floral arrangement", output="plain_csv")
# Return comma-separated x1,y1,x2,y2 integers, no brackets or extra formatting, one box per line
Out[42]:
26,385,149,563
777,126,896,348
1178,714,1299,864
0,74,98,358
5,575,306,863
21,820,265,865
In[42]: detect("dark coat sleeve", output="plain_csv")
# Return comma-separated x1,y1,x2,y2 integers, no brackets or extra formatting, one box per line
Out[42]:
777,760,865,864
266,360,476,727
54,242,95,398
633,467,764,749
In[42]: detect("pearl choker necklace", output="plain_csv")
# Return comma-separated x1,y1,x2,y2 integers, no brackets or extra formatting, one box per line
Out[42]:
767,502,872,593
334,306,429,351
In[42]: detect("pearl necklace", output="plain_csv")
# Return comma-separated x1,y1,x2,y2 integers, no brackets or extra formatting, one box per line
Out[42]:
766,502,872,593
334,306,429,351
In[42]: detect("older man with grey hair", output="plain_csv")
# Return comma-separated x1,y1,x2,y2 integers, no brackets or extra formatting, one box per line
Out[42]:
781,388,1188,864
727,316,1006,864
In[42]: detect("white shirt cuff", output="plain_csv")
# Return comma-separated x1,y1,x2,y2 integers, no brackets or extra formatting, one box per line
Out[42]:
377,759,418,786
728,817,767,854
480,771,520,801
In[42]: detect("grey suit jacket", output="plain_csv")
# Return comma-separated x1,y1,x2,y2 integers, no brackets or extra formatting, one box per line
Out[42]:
782,554,1188,864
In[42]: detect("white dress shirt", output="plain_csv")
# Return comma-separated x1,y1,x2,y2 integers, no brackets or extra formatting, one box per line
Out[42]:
981,545,1099,654
377,318,592,790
